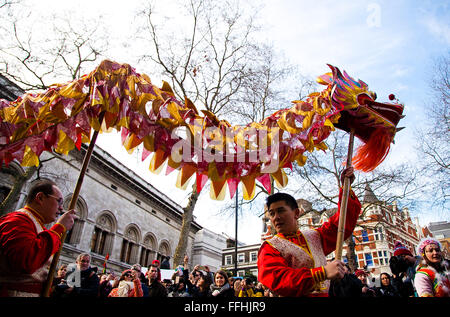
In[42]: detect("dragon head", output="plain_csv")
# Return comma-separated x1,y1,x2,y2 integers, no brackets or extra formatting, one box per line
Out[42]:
317,65,405,172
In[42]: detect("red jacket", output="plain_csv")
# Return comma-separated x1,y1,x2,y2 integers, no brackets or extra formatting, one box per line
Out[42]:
258,189,361,297
0,206,65,295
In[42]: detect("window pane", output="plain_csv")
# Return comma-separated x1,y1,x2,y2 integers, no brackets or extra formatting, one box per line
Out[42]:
90,227,99,252
362,230,369,242
365,253,373,266
99,231,107,255
126,242,133,263
120,239,129,262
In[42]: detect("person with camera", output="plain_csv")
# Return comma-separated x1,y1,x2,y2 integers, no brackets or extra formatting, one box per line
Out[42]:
355,269,376,297
389,241,420,297
414,238,450,297
108,268,143,297
238,278,256,297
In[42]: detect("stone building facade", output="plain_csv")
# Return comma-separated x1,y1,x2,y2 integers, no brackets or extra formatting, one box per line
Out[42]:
192,228,229,272
427,221,450,259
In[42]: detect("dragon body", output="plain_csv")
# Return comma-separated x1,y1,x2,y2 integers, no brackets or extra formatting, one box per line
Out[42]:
0,60,404,200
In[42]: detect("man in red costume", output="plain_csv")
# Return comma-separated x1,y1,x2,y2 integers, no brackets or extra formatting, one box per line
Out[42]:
258,168,361,297
0,179,77,296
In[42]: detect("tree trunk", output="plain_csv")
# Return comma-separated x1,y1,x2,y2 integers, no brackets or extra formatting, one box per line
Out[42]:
172,186,199,268
345,234,357,272
0,165,37,216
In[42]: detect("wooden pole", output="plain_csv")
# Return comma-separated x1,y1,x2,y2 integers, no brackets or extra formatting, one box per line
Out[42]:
42,112,105,297
234,185,238,277
335,130,355,261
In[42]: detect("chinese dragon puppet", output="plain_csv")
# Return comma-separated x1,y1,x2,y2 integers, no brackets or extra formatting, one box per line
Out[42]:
0,60,404,200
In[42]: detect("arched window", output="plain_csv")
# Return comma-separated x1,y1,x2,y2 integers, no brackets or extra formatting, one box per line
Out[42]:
90,211,116,256
0,163,29,212
140,233,157,267
157,240,171,263
63,195,88,245
120,224,141,264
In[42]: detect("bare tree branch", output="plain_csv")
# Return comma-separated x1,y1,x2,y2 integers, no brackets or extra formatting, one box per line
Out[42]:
0,9,108,91
414,53,449,210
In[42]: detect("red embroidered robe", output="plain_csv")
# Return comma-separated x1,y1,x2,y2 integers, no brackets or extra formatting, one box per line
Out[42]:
0,206,65,296
258,188,361,297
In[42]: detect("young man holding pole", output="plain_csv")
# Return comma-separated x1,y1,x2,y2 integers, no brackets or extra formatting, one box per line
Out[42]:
257,167,361,297
0,180,77,297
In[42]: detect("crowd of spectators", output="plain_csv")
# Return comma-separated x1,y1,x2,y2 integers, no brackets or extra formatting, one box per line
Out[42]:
49,254,391,298
51,240,449,298
51,254,272,298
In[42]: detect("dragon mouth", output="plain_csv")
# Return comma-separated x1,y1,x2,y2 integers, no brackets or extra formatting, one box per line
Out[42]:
334,92,405,144
356,93,404,127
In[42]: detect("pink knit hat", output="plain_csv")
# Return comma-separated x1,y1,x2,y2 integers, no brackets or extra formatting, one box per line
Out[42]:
416,237,442,255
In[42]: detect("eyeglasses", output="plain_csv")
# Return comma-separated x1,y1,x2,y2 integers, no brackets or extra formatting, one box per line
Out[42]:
46,194,63,206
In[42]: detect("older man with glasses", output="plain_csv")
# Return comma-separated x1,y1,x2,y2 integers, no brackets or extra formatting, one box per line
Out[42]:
55,253,100,297
0,179,77,297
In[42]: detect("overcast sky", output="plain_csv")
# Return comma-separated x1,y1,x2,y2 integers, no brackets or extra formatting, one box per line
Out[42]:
7,0,450,244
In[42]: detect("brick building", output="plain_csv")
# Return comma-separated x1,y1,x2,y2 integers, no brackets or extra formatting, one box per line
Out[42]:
221,241,260,278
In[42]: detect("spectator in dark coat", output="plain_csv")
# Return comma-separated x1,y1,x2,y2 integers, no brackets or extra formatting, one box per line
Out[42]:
147,264,167,297
376,273,400,297
54,253,99,297
184,267,213,297
329,264,362,297
160,256,171,269
167,278,187,297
